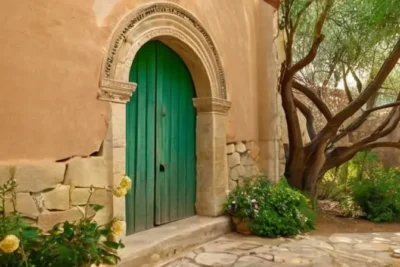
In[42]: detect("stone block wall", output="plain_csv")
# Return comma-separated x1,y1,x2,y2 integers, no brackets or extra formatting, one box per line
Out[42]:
0,157,113,230
226,141,265,191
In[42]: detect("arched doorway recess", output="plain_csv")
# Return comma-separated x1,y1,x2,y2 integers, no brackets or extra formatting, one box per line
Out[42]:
98,2,231,235
125,40,197,234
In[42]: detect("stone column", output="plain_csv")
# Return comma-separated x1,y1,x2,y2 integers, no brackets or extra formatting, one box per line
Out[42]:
193,98,231,216
103,103,128,220
99,78,137,223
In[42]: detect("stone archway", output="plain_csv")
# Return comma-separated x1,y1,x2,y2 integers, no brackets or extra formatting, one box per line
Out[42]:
98,2,231,228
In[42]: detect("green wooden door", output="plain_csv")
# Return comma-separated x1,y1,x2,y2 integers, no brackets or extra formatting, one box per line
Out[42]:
126,41,196,235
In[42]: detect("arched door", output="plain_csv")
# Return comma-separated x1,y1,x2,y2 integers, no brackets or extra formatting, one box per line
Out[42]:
125,41,196,234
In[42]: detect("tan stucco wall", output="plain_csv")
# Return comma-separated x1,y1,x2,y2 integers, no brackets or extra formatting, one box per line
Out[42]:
0,0,277,161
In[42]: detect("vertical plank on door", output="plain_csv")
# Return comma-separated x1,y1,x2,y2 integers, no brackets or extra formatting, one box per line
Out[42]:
177,62,187,220
145,43,156,230
155,42,170,224
169,45,179,222
126,42,156,233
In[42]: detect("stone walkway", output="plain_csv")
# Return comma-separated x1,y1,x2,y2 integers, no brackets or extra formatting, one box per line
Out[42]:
160,232,400,266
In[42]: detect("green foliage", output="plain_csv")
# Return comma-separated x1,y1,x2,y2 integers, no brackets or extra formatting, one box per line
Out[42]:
224,178,316,237
339,195,365,218
350,167,400,222
0,181,126,267
281,0,400,91
318,151,380,201
319,151,400,222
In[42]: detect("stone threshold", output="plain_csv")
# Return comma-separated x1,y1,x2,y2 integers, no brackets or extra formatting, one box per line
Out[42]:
118,216,233,267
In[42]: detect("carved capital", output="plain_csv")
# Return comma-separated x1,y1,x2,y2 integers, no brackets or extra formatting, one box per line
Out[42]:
98,78,137,104
193,97,231,115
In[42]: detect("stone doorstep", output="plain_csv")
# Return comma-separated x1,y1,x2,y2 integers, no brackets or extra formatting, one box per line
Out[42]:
118,216,233,267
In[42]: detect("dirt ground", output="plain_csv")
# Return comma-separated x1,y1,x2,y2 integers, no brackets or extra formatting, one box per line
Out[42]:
311,212,400,236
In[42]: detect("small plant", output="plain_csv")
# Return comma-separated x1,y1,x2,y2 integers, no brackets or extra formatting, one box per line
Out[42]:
0,176,132,266
224,178,316,237
340,195,364,218
349,167,400,222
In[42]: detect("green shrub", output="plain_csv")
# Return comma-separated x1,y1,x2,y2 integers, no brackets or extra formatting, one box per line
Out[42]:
350,167,400,222
224,178,316,237
0,177,131,266
318,151,380,201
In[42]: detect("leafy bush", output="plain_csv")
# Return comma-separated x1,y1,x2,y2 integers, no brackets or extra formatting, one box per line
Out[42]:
224,178,316,237
318,151,380,201
0,176,132,266
349,167,400,222
317,151,400,222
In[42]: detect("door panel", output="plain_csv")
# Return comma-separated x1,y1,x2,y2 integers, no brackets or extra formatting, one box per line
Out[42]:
155,43,196,225
126,41,196,234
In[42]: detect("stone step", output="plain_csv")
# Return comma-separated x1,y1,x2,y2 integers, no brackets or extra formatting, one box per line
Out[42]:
118,216,232,267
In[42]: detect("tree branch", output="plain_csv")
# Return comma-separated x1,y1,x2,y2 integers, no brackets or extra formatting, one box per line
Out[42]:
349,67,363,93
331,99,400,144
323,139,400,174
367,101,400,113
324,36,400,129
293,79,333,120
361,141,400,150
292,0,314,34
350,108,400,149
288,0,333,75
294,98,316,139
342,65,353,103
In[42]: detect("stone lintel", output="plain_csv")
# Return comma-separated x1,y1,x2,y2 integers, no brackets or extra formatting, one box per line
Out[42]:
98,78,137,104
193,98,231,115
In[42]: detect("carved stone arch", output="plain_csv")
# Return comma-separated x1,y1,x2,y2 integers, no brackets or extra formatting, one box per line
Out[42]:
98,2,228,102
102,2,231,227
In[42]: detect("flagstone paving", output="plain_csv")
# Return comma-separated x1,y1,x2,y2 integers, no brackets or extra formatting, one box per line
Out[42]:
160,232,400,266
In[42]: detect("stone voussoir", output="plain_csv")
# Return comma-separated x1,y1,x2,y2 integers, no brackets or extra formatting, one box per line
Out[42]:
14,163,66,193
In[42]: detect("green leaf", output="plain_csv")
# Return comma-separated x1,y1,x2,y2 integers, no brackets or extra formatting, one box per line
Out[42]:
58,245,74,260
118,239,125,249
89,204,104,212
103,241,120,249
102,255,117,265
22,228,39,239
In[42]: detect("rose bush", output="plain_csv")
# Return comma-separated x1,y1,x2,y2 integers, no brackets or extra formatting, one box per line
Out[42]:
0,175,132,266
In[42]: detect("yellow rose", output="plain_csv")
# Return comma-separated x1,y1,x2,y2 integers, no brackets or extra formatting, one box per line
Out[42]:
113,187,127,197
0,235,20,253
119,176,132,190
111,219,124,237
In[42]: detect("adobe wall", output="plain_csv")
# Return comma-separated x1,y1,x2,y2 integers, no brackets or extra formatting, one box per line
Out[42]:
0,0,280,227
0,0,278,162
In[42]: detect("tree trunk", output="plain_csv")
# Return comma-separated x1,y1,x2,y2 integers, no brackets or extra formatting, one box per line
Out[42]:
281,72,305,189
302,144,327,195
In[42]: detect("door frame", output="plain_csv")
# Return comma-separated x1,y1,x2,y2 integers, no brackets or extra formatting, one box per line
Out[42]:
98,2,231,236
